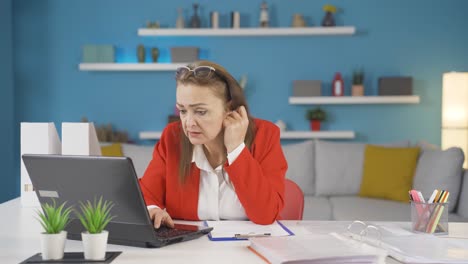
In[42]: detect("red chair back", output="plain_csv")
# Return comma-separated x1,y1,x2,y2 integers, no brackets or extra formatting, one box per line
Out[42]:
280,179,304,220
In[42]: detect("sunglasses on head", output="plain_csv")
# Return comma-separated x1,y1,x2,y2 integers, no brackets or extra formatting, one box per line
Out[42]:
175,66,216,79
176,65,232,101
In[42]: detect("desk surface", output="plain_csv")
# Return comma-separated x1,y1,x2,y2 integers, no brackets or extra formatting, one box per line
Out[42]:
2,198,468,264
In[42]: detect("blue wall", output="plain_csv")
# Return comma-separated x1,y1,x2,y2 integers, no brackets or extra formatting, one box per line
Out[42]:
0,0,16,203
14,0,468,143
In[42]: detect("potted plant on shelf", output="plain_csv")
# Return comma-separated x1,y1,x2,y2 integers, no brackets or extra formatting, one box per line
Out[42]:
306,108,326,131
321,4,337,27
36,200,73,260
352,70,365,96
77,197,115,260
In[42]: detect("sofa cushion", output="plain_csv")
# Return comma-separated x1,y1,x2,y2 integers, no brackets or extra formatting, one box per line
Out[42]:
315,140,411,196
100,143,123,157
302,196,332,220
413,147,465,213
315,141,366,196
121,143,154,178
359,145,420,202
330,196,410,221
458,170,468,218
282,140,315,195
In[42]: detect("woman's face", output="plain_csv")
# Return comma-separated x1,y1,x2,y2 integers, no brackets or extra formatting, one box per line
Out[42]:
176,83,227,146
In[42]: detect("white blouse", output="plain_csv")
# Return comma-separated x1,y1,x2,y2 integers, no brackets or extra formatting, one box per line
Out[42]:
147,143,248,220
193,143,247,220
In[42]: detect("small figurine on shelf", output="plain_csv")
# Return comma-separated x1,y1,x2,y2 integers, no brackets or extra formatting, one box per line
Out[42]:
259,1,269,28
332,72,344,96
137,44,145,63
176,7,185,29
146,21,160,28
151,47,159,63
352,69,365,96
306,108,326,131
292,14,306,27
190,3,201,28
322,4,337,27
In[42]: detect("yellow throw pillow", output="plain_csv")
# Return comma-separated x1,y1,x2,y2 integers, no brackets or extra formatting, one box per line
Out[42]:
359,145,420,202
101,143,123,157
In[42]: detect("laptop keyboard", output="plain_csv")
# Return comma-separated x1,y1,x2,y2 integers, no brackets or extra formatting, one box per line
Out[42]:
154,226,195,238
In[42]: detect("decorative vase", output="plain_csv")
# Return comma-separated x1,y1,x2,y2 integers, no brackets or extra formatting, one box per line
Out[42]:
151,47,159,63
259,1,269,27
321,11,335,27
82,231,109,260
176,7,185,29
137,44,145,63
292,14,306,27
332,72,344,96
352,85,364,96
310,120,321,131
40,231,67,260
190,3,201,28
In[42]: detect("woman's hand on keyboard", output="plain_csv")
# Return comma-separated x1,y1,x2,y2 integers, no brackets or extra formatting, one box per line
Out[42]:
148,207,175,229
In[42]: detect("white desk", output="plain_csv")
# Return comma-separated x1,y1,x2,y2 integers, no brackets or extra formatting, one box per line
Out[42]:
2,198,468,264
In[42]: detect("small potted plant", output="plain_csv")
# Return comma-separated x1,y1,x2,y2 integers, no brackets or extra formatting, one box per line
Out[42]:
352,70,365,96
76,197,115,260
36,200,73,260
306,108,326,131
322,4,337,27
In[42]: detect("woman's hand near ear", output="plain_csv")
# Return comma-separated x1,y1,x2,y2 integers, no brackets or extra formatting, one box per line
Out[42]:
223,105,249,153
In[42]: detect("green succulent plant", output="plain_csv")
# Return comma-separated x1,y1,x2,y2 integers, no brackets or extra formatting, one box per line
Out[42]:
306,108,326,121
352,70,364,85
76,196,115,234
36,200,73,234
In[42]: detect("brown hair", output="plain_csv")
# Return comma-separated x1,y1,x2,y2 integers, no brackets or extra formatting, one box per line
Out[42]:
175,60,256,183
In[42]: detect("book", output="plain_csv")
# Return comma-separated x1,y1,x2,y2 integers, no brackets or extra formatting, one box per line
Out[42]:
248,233,387,264
343,221,468,264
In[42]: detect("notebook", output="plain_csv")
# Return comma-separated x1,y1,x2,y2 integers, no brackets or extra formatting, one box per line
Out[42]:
343,221,468,264
248,233,387,264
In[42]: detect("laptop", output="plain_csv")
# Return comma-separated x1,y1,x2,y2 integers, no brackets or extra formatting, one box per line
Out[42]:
22,154,213,248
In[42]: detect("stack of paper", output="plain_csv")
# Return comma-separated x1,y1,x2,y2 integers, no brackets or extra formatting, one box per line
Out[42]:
343,221,468,264
249,233,387,264
377,235,468,264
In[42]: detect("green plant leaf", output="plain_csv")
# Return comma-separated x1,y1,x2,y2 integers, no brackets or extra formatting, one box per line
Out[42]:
76,196,114,234
36,199,73,234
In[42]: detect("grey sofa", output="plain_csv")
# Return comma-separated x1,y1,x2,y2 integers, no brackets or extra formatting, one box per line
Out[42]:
121,140,468,222
282,140,468,222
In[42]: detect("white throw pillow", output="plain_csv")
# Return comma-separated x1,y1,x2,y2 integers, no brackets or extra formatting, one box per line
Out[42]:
315,140,410,196
281,140,315,195
413,147,465,212
121,143,154,178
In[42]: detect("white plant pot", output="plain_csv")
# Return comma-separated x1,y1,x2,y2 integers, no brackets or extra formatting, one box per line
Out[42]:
40,231,67,260
81,230,109,260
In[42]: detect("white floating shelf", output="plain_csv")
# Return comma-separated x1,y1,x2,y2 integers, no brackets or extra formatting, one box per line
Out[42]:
140,131,162,140
280,131,355,139
79,63,187,71
138,27,356,37
139,131,355,140
289,96,420,105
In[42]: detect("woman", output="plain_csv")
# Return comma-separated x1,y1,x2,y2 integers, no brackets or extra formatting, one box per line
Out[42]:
139,60,287,228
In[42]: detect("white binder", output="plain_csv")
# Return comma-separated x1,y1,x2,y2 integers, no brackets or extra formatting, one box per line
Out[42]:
20,123,61,207
61,122,101,156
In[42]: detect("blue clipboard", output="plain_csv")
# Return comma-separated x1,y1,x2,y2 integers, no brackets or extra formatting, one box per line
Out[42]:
205,220,294,241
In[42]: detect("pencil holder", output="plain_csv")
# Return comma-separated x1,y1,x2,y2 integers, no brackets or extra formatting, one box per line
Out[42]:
410,201,448,235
